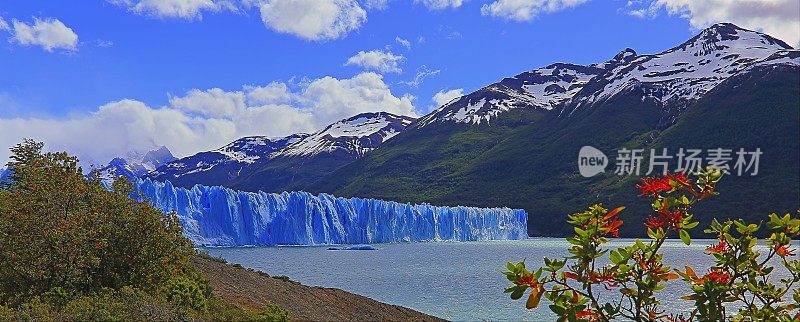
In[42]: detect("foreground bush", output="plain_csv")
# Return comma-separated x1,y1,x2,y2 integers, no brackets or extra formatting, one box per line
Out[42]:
0,139,290,321
0,139,192,304
503,168,799,321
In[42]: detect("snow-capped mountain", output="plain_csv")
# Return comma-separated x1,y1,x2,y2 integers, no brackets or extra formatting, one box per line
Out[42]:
147,112,415,189
149,134,308,181
97,146,176,182
564,23,798,121
418,23,797,128
416,49,638,127
278,112,415,157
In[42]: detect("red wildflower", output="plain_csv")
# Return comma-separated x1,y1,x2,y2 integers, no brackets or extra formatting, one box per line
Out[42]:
604,219,624,237
645,216,667,229
700,270,731,284
775,244,796,257
645,209,684,230
706,240,729,254
589,269,619,290
636,176,672,196
514,273,538,287
576,309,602,321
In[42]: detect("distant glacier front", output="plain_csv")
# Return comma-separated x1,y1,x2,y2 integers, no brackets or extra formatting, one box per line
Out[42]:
134,178,529,246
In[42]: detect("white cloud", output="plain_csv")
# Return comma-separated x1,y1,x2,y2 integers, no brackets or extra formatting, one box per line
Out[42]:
257,0,367,41
0,17,8,31
415,0,464,10
244,82,293,105
399,65,440,88
9,17,79,52
638,0,800,48
300,72,416,121
0,73,416,166
364,0,390,10
432,88,464,107
395,36,411,49
110,0,235,20
345,49,405,73
480,0,589,21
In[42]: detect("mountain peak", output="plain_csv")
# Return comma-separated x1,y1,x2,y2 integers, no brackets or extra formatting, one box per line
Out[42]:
675,22,792,56
278,112,415,157
613,48,637,61
141,146,175,166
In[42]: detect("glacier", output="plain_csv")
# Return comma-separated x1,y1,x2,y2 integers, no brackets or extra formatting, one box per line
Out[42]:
134,178,529,246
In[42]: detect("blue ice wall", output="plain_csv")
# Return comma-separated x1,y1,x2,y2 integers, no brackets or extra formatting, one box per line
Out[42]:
134,178,529,246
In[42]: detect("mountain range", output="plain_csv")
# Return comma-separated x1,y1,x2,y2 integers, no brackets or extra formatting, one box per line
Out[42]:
105,23,799,237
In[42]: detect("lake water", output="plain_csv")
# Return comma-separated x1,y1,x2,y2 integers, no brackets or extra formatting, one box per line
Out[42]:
204,239,793,321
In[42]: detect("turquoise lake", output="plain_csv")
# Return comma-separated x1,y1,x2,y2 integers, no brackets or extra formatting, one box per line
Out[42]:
204,239,795,321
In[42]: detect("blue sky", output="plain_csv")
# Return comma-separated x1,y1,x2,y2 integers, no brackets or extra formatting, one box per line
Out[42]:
0,0,797,165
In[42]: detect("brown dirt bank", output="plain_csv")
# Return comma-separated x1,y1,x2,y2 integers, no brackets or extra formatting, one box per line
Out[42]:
191,256,446,322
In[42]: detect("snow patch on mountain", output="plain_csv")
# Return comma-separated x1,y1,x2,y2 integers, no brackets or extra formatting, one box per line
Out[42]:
279,112,415,157
150,134,308,180
416,51,637,127
97,146,176,182
567,23,796,116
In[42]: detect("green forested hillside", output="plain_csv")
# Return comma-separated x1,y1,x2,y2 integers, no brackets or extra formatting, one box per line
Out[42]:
310,66,800,237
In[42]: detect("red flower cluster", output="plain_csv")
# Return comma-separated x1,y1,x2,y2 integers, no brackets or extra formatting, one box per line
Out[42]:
601,207,625,238
636,172,694,197
699,270,732,284
645,209,685,230
576,309,602,321
706,240,730,254
635,176,672,196
514,272,538,287
589,269,619,290
775,244,796,257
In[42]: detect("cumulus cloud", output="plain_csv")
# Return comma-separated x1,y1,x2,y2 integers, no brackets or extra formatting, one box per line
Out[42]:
0,17,8,31
395,36,411,49
480,0,589,21
631,0,800,48
0,73,416,166
345,49,405,73
9,17,79,52
257,0,367,41
244,82,293,105
415,0,464,10
432,88,464,108
110,0,235,20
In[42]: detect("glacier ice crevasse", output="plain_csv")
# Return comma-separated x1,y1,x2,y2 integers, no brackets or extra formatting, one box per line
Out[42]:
134,178,529,246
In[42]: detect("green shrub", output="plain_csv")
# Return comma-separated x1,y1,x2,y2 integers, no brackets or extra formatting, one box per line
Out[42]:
0,140,292,322
0,304,15,321
164,274,210,312
0,139,194,305
208,298,290,322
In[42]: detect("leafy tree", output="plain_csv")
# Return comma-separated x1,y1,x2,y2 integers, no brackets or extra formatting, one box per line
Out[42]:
0,139,192,305
503,168,800,321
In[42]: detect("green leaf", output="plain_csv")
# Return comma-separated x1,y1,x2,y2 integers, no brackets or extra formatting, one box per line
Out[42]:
549,304,566,315
610,250,623,264
635,239,646,250
680,229,691,245
510,287,525,300
683,221,700,229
